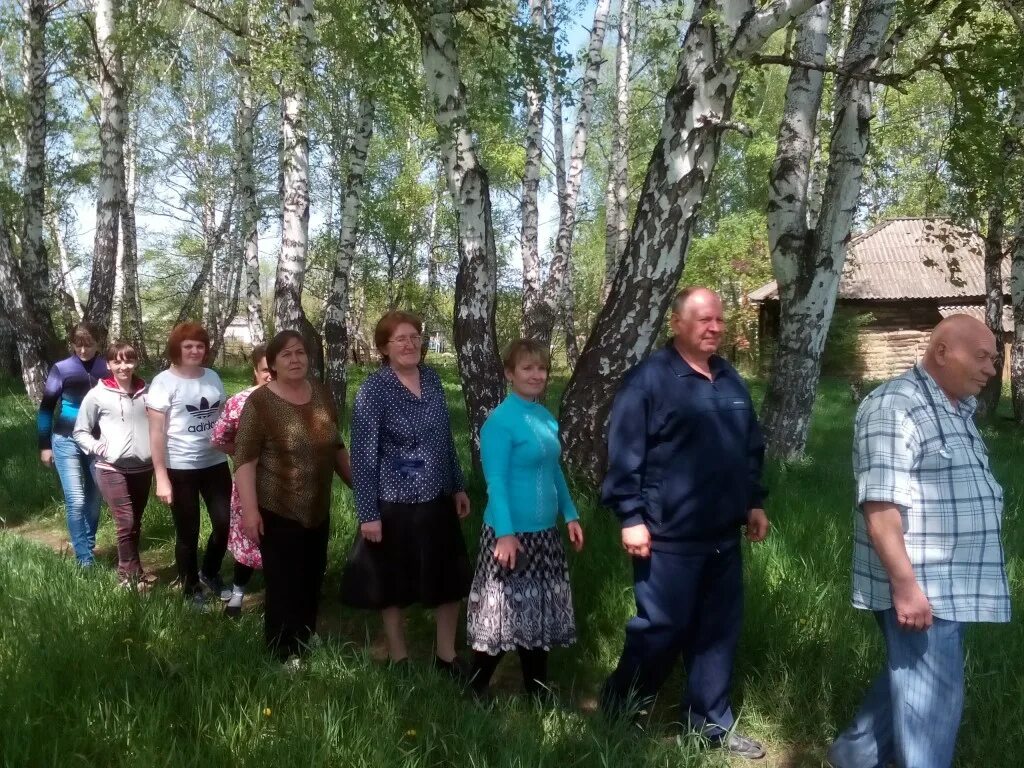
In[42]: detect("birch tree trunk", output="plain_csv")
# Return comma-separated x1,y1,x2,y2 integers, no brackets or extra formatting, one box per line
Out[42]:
760,0,896,460
237,16,265,347
110,214,124,338
421,171,444,358
0,208,48,401
526,0,611,348
120,114,146,358
559,0,823,479
978,196,1007,418
22,0,53,344
274,0,314,332
520,0,546,327
86,0,125,330
1012,194,1024,422
603,0,633,292
418,1,504,454
49,215,84,322
325,97,373,412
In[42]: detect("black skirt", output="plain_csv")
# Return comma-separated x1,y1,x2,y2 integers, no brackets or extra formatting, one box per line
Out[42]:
339,495,471,609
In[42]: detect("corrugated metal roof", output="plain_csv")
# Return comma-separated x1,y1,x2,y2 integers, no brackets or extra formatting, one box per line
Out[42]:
749,218,1008,302
937,305,1014,333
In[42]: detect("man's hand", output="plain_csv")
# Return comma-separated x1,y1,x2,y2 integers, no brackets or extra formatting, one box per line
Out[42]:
621,523,651,558
745,508,770,542
892,579,932,631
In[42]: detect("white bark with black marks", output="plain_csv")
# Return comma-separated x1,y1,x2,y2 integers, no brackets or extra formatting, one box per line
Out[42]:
274,0,314,332
22,0,52,339
760,0,896,460
49,215,84,322
86,0,125,330
520,0,546,327
979,191,1008,418
0,208,48,401
604,0,633,292
527,0,611,348
237,16,264,347
325,97,374,412
419,2,504,456
559,0,824,480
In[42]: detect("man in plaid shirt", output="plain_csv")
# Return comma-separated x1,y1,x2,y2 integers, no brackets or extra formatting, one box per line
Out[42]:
828,315,1011,768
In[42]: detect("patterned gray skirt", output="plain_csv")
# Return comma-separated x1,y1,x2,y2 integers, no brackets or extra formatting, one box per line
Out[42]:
466,525,577,654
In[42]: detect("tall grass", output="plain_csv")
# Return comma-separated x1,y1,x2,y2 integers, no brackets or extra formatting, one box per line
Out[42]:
0,368,1021,766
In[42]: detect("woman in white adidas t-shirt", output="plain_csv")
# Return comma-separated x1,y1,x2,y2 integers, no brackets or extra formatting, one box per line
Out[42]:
148,322,232,604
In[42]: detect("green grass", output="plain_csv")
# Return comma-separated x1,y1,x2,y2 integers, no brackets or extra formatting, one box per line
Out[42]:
1,368,1022,767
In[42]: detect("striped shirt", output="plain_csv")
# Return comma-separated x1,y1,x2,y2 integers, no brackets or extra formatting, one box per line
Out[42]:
37,354,109,449
851,364,1010,623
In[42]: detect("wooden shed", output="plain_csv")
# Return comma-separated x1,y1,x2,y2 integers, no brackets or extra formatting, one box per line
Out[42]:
749,218,1012,381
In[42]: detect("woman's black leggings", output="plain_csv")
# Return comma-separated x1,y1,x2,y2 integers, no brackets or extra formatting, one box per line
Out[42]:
471,647,549,695
166,462,232,593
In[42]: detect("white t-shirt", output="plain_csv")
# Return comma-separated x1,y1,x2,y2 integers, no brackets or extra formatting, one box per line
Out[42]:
147,368,228,470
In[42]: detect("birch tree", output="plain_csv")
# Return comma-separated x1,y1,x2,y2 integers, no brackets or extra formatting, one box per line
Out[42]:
759,0,896,460
519,0,545,326
21,0,54,348
273,0,314,332
86,0,126,330
0,208,47,401
603,0,633,292
413,0,504,452
559,0,823,479
236,11,264,346
325,97,373,411
525,0,611,350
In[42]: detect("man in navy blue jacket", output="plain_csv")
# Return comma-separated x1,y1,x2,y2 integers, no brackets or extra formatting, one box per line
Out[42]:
600,287,769,760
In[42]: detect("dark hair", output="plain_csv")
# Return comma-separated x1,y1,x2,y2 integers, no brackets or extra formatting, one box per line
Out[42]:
502,338,550,372
71,322,106,348
105,340,139,364
249,343,268,384
166,322,211,365
265,331,307,378
374,311,423,361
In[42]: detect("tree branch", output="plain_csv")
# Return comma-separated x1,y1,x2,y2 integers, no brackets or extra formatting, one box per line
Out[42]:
175,0,243,36
735,0,826,57
750,54,909,92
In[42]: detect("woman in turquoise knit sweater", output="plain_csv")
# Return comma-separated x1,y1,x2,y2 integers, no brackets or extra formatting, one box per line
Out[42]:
467,339,584,699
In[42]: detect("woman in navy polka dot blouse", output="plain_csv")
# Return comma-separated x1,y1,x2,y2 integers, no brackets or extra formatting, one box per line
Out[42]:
340,310,472,677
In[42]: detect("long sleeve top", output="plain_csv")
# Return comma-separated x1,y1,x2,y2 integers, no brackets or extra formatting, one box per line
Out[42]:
600,343,766,553
233,381,342,528
479,392,578,538
37,354,109,449
351,364,465,524
73,377,152,472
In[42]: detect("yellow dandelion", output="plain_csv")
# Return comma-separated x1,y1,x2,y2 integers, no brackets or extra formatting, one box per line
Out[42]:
263,708,272,717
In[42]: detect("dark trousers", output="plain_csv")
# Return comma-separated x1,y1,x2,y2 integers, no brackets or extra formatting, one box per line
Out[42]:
471,647,549,695
260,509,329,661
602,544,743,738
233,563,254,587
167,462,232,592
94,467,153,577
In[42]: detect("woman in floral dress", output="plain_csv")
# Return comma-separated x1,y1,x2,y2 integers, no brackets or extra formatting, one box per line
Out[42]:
211,344,270,616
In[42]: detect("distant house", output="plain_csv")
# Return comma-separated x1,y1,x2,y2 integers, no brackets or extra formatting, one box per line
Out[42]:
749,218,1012,381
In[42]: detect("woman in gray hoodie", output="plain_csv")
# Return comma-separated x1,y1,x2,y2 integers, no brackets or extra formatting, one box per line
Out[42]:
74,341,153,588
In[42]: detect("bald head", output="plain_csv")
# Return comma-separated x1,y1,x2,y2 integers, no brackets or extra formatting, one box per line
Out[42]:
922,314,998,401
670,287,725,364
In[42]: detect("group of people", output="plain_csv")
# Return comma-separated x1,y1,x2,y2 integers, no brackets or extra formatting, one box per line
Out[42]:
36,288,1010,767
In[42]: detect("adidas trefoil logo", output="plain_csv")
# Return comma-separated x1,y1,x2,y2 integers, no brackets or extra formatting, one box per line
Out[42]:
185,397,221,420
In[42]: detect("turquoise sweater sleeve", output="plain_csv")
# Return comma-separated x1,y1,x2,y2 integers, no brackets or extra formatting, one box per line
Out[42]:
480,410,515,538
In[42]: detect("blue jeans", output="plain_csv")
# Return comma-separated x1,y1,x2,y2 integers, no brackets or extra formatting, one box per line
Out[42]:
51,433,101,565
828,609,966,768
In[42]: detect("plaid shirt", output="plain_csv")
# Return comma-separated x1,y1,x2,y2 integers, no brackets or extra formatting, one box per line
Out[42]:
851,364,1010,623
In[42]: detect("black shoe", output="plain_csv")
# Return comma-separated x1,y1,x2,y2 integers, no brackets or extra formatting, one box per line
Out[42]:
199,572,231,601
710,732,766,760
433,654,471,683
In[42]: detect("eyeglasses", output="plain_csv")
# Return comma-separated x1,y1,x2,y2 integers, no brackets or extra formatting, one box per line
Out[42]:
389,334,422,346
